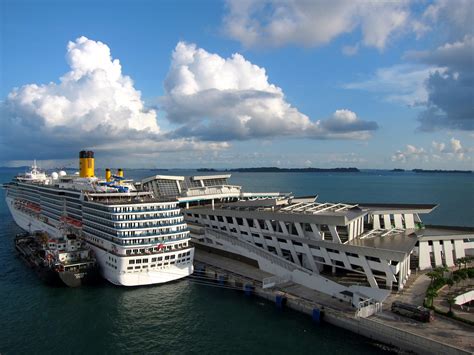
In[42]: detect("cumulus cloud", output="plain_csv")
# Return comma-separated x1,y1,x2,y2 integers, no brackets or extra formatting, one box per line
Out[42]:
0,36,227,161
392,145,427,163
345,32,473,132
343,64,445,106
432,137,472,161
223,0,421,50
162,42,377,141
392,137,472,164
414,35,474,131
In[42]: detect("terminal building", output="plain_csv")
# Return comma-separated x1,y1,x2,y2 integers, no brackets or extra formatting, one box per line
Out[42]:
142,174,474,305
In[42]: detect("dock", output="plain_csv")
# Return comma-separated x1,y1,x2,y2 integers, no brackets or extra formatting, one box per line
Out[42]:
194,248,474,355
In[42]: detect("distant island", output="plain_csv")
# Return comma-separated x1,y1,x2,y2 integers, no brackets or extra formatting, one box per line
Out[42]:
224,167,360,173
197,168,217,172
391,169,405,172
412,169,472,174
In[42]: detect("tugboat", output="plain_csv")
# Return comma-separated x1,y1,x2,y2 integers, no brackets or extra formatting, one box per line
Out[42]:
15,231,100,287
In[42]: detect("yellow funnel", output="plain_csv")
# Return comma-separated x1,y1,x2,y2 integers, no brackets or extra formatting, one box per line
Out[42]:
79,151,94,177
105,168,111,182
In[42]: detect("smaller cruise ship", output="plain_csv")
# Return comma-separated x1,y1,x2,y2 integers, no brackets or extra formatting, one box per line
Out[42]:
4,151,194,286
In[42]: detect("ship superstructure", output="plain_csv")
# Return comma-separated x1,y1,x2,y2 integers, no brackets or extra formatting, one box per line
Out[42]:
4,151,194,286
142,173,474,307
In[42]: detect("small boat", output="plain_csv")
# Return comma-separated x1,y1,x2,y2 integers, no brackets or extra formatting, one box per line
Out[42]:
15,231,100,287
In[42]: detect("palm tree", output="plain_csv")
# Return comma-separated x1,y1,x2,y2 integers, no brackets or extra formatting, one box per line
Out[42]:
426,289,438,308
455,258,463,270
447,296,456,316
446,278,454,290
434,265,448,276
453,274,461,285
426,271,439,285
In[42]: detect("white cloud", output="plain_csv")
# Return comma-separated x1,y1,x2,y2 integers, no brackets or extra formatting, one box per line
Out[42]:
7,36,159,133
344,64,446,106
223,0,419,50
412,35,474,132
393,138,472,164
392,144,427,163
1,37,229,161
423,0,473,38
162,42,377,141
432,137,471,161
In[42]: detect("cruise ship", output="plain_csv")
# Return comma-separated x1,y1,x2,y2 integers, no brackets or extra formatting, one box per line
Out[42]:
4,151,194,286
142,173,474,308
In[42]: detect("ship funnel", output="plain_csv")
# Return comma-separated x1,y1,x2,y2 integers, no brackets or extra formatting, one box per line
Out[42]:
79,151,95,178
117,168,124,178
105,168,111,182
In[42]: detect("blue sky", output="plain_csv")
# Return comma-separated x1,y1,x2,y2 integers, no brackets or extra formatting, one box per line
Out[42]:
1,0,473,169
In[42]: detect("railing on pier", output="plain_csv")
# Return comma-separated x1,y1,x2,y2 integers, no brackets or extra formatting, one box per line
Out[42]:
204,228,313,275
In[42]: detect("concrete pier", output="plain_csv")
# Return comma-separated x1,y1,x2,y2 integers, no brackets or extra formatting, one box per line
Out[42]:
194,249,473,355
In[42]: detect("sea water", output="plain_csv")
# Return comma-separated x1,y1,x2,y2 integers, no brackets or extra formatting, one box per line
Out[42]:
1,169,472,354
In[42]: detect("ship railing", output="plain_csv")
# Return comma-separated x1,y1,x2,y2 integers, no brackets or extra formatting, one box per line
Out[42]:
111,221,187,230
83,205,179,214
204,228,312,274
117,235,191,246
83,223,189,238
105,244,193,257
82,211,182,222
116,229,190,238
83,230,190,247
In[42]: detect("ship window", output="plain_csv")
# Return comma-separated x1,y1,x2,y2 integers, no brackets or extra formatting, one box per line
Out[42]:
165,255,170,260
129,260,135,264
127,267,133,270
135,266,140,269
136,259,141,264
143,258,149,263
152,257,157,262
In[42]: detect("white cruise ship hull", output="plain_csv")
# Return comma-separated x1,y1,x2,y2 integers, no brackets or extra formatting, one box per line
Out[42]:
6,197,194,287
89,244,194,286
6,197,61,237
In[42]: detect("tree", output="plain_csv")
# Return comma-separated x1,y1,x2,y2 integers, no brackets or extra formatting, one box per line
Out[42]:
433,265,448,276
446,278,454,290
426,288,438,308
455,258,463,270
452,274,461,285
447,296,456,316
426,271,439,285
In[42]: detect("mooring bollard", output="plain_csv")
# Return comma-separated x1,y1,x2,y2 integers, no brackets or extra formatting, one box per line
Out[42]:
275,294,287,309
217,274,226,285
244,283,254,296
312,308,321,324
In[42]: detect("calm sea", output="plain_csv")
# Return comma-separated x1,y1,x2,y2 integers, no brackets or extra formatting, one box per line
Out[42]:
1,169,473,354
